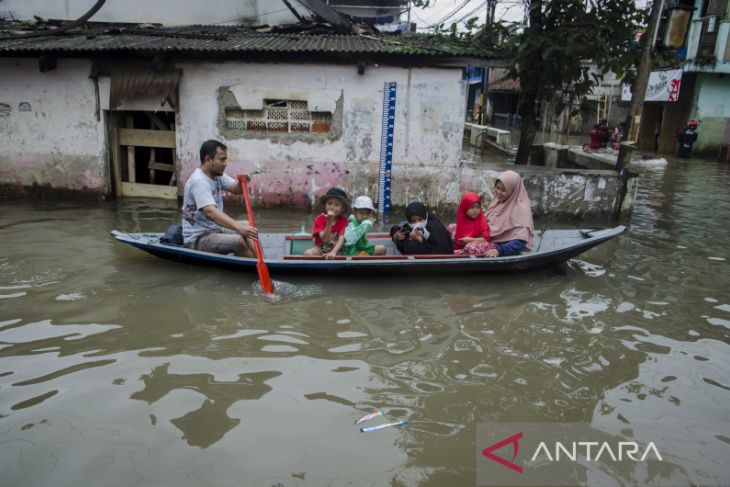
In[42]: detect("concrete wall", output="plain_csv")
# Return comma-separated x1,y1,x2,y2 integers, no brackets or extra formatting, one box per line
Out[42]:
0,0,300,26
0,58,107,195
459,167,636,221
176,61,467,209
693,74,730,155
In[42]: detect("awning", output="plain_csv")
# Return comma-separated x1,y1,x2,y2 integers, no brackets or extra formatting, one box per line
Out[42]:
108,67,182,109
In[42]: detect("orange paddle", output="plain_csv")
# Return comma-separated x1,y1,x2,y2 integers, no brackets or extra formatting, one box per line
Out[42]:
238,176,274,295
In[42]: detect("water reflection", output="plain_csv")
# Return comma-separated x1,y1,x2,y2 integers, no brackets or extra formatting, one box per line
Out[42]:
131,364,280,448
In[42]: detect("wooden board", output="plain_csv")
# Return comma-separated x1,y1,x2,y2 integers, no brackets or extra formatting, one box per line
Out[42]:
148,161,175,172
119,128,176,149
121,182,178,199
111,126,123,197
126,116,135,183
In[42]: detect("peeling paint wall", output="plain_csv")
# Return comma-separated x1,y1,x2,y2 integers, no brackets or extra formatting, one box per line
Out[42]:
176,61,467,208
0,58,107,195
459,167,628,221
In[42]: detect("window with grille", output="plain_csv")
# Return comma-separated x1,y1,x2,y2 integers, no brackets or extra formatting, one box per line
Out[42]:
225,100,333,134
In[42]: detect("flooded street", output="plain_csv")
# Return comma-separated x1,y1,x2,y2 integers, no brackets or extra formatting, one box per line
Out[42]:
1,157,730,486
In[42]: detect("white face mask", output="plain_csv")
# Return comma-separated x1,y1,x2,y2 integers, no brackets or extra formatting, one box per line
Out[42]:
409,219,430,240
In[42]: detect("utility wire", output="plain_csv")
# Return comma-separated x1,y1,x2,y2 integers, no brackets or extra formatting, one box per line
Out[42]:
453,0,489,25
421,0,473,29
419,0,492,30
207,6,305,25
433,0,473,26
496,3,525,23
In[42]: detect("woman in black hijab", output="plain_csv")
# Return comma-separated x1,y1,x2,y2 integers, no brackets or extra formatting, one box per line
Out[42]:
390,202,454,255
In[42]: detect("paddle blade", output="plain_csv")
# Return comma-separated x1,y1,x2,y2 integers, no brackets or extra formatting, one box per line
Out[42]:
239,175,276,298
257,260,274,295
252,239,274,295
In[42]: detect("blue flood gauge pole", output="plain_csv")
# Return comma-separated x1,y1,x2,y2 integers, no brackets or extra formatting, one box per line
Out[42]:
378,82,397,220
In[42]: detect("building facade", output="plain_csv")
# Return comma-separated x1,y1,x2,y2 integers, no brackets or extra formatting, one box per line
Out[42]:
683,0,730,156
0,0,411,29
0,21,503,210
636,0,730,156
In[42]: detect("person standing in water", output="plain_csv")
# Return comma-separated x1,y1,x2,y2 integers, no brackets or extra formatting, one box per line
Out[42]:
676,119,699,158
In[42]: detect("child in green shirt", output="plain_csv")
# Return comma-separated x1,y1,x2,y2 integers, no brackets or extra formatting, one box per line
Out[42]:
343,196,387,256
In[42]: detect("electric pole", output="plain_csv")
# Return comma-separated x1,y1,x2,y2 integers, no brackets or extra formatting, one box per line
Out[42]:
481,0,498,125
628,0,664,140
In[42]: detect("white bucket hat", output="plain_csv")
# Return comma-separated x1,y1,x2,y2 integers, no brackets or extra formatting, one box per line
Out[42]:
352,196,376,211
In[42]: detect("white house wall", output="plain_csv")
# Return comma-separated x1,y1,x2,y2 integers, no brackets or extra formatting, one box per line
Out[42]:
692,74,730,154
0,58,107,193
0,0,300,27
176,62,467,209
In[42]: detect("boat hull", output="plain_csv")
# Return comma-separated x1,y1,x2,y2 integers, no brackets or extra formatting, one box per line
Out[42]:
111,227,626,276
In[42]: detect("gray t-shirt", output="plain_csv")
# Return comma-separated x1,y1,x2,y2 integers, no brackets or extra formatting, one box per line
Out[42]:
181,168,237,244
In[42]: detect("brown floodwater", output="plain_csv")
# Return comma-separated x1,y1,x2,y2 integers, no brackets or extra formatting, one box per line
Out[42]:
1,156,729,486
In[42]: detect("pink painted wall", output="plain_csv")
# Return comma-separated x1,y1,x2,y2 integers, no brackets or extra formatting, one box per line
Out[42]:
0,58,107,194
176,61,467,210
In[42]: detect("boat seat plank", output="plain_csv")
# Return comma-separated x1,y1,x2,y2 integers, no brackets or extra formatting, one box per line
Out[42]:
282,255,411,260
285,232,391,241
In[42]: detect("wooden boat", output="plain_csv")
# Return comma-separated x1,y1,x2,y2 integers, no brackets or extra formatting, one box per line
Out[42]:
110,226,625,276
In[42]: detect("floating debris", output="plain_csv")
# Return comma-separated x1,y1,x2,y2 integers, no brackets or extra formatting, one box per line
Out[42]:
55,292,86,301
360,419,409,433
356,409,384,425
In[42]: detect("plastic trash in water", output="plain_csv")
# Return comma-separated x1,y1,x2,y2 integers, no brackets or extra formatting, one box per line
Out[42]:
356,408,409,433
360,419,409,433
356,409,384,425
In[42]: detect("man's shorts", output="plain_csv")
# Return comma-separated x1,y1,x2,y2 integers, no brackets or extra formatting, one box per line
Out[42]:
192,231,241,255
187,224,246,255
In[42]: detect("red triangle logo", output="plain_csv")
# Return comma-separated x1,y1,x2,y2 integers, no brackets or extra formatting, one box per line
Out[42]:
481,432,524,474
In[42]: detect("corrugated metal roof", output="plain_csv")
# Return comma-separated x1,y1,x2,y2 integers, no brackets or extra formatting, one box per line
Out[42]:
0,23,501,60
488,67,520,92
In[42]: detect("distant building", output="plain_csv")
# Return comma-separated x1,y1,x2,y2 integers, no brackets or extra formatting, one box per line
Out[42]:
0,0,411,30
681,0,730,156
482,66,628,136
322,0,412,31
486,68,520,130
635,0,730,156
0,0,303,26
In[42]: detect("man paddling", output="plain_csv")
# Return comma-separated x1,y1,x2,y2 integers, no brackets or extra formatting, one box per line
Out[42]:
181,140,258,256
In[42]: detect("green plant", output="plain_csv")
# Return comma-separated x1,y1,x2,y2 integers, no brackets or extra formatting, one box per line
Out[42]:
694,53,717,66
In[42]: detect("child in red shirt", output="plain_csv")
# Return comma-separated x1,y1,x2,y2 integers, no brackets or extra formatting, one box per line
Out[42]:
304,187,350,259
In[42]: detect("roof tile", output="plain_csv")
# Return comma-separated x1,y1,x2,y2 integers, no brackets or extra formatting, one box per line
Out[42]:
0,23,500,60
